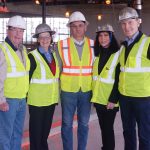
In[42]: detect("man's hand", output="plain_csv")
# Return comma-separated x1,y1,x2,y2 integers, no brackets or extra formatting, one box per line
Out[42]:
0,102,9,111
107,102,115,110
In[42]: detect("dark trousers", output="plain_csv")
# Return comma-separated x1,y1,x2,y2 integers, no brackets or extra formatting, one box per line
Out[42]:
95,104,118,150
29,104,55,150
119,95,150,150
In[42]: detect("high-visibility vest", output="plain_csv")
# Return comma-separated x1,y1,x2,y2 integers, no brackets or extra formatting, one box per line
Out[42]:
0,42,30,98
119,34,150,97
58,37,95,92
91,50,120,106
27,49,60,106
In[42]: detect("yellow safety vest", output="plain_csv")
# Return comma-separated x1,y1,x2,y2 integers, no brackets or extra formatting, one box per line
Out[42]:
0,42,30,98
58,37,95,92
119,34,150,97
91,51,120,106
27,49,60,106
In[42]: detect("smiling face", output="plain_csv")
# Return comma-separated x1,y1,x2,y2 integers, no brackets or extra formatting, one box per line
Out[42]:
120,18,140,38
70,21,87,41
37,32,51,51
98,32,110,48
7,27,24,48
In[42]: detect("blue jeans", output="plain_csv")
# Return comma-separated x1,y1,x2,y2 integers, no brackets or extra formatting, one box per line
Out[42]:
0,98,26,150
61,90,92,150
119,95,150,150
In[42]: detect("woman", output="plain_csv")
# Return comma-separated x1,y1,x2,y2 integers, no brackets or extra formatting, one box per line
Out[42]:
27,23,60,150
91,24,120,150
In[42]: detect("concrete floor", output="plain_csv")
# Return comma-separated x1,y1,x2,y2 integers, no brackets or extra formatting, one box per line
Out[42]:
22,105,124,150
47,112,124,150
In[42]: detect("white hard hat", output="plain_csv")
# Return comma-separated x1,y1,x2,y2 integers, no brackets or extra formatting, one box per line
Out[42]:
67,11,89,27
119,7,139,22
96,24,114,33
8,15,26,30
32,23,55,38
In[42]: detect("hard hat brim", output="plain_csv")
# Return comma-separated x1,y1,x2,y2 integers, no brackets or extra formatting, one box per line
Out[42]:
119,17,139,22
32,31,56,38
96,30,114,33
66,20,89,27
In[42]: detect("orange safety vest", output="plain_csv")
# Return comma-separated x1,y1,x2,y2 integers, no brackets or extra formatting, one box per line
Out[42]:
58,37,95,92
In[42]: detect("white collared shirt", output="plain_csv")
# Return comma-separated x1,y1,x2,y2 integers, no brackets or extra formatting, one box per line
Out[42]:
72,37,85,46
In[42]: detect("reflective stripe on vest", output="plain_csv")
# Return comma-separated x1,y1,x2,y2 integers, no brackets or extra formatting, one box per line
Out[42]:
62,66,92,76
93,76,114,84
60,38,94,76
30,50,59,84
1,43,29,77
93,49,122,84
121,37,150,72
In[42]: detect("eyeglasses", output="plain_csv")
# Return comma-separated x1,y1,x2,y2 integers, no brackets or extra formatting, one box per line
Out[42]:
9,27,24,34
38,36,51,40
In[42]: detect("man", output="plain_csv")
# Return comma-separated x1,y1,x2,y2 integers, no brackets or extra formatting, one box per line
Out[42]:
57,11,94,150
118,7,150,150
0,16,30,150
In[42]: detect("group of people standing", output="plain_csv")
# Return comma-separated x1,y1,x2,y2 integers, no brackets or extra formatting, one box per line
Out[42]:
0,6,150,150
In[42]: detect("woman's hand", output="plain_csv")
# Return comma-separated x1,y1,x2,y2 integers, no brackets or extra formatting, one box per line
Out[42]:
107,102,115,110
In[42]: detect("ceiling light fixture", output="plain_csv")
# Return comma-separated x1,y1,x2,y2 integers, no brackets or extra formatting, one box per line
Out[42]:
35,0,40,5
105,0,111,5
97,14,102,21
65,11,70,18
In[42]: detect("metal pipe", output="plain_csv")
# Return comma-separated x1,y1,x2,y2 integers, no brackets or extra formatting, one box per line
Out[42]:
134,0,142,30
134,0,142,10
42,0,46,23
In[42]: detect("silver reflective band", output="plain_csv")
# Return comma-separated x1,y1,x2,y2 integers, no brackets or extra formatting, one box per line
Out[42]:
7,72,29,78
32,50,47,80
92,49,122,84
107,50,120,78
7,71,29,77
120,36,150,73
30,78,59,84
63,68,92,74
2,43,29,78
93,76,114,84
89,39,95,66
136,37,148,67
2,43,17,72
120,67,150,72
31,50,59,84
62,39,70,66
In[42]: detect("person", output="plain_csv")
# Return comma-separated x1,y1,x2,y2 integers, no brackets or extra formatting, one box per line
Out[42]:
0,15,30,150
91,24,120,150
27,23,60,150
118,7,150,150
57,11,95,150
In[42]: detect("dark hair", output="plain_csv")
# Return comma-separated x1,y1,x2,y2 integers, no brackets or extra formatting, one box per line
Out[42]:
94,31,119,56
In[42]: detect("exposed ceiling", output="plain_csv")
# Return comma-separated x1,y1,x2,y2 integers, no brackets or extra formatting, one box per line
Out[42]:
0,0,136,17
4,0,133,5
